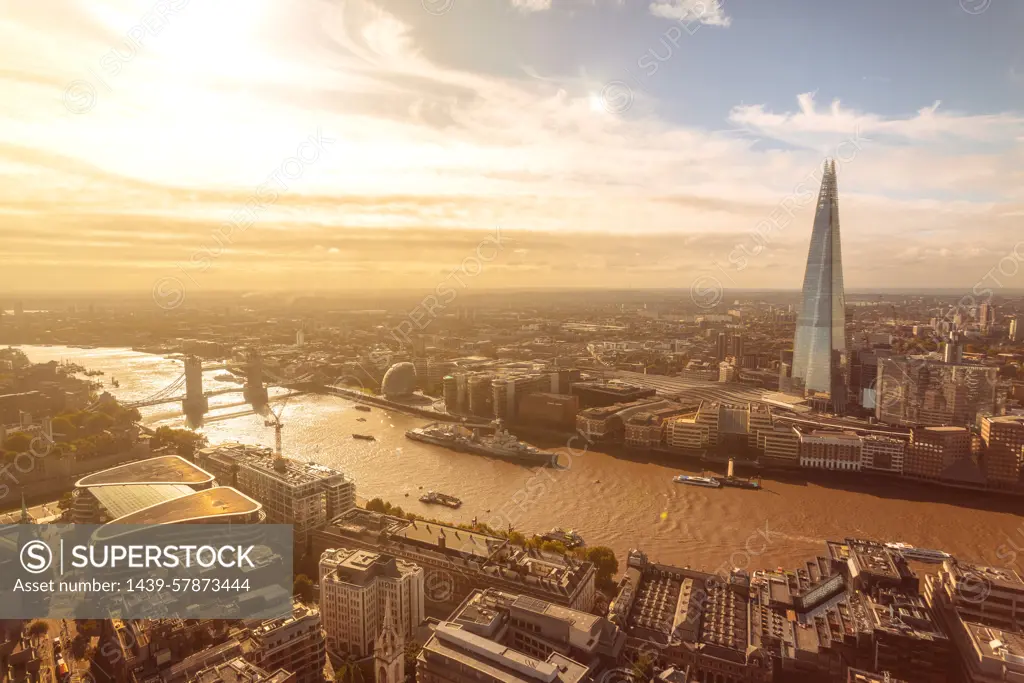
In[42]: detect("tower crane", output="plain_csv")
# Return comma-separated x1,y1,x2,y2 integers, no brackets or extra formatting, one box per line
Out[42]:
264,393,293,458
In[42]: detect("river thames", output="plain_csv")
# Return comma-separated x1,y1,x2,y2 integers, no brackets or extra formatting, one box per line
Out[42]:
19,345,1024,577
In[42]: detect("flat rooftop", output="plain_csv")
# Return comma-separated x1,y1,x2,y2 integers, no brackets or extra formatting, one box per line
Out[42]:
966,623,1024,664
75,455,215,488
424,623,588,683
201,443,349,488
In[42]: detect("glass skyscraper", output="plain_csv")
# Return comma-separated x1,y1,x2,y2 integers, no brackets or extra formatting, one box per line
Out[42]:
791,159,846,405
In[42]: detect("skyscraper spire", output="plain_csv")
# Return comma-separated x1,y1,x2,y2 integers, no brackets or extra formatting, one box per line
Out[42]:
791,159,847,410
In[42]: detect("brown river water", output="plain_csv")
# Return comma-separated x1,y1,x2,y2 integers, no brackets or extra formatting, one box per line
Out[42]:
21,346,1024,577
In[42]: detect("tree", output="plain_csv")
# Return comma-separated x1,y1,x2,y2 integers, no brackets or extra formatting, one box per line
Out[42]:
58,492,74,510
578,546,619,591
335,659,365,683
51,417,76,441
293,574,314,603
27,621,49,640
83,412,114,436
540,541,567,555
3,432,31,454
507,531,526,546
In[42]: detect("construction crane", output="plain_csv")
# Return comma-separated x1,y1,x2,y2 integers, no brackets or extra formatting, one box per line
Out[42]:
264,393,293,458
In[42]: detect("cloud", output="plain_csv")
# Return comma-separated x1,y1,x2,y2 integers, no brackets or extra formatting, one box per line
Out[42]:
509,0,553,11
0,0,1020,294
648,0,730,26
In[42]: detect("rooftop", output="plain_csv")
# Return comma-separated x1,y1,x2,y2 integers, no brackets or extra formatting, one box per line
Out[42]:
965,624,1024,665
423,623,589,683
94,486,261,533
75,455,215,488
200,443,349,488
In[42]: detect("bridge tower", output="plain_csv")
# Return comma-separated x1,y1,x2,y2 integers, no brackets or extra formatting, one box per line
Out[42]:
243,348,269,407
182,355,209,418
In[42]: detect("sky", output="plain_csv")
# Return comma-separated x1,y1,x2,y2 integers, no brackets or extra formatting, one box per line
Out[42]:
1,0,1022,297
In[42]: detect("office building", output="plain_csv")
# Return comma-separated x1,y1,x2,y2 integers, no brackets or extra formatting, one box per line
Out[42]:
759,425,801,466
313,509,596,613
859,435,906,474
197,443,356,542
1011,317,1022,342
607,549,773,683
791,160,847,407
428,588,623,667
797,430,863,471
925,560,1024,682
716,332,728,362
876,359,998,428
244,602,327,683
905,427,972,480
319,547,425,657
190,657,295,683
979,415,1024,487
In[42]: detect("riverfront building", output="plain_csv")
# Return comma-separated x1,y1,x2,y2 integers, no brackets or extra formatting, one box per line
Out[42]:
313,509,596,613
979,415,1024,487
904,427,973,480
196,443,356,542
319,547,425,657
797,430,863,471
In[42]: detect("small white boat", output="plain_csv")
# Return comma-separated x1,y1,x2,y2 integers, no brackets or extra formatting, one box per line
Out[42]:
673,474,721,488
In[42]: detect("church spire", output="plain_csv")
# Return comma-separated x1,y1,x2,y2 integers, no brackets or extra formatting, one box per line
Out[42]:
375,595,404,683
20,492,31,524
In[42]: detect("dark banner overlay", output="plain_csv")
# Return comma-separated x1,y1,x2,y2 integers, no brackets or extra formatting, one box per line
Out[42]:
0,524,293,619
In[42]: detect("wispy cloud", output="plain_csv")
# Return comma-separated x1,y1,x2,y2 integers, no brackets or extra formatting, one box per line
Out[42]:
648,0,730,26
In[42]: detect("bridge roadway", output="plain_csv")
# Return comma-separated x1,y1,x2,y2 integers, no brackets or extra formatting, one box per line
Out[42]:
126,387,303,409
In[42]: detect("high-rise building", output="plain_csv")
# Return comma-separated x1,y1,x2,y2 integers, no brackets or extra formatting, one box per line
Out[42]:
716,332,728,362
1011,317,1022,342
319,547,425,658
791,159,847,408
979,302,995,332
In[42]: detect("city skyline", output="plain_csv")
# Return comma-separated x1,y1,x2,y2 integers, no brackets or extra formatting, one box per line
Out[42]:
1,0,1022,295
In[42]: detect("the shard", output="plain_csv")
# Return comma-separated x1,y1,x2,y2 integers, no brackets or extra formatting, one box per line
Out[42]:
791,159,846,406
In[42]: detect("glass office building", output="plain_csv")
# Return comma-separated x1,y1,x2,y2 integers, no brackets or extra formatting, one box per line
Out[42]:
792,159,846,404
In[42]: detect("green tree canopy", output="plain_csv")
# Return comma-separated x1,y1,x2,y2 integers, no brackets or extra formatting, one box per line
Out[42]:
578,546,619,591
293,574,314,603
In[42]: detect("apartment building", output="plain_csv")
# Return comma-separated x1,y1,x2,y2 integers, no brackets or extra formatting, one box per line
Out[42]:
197,443,356,542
